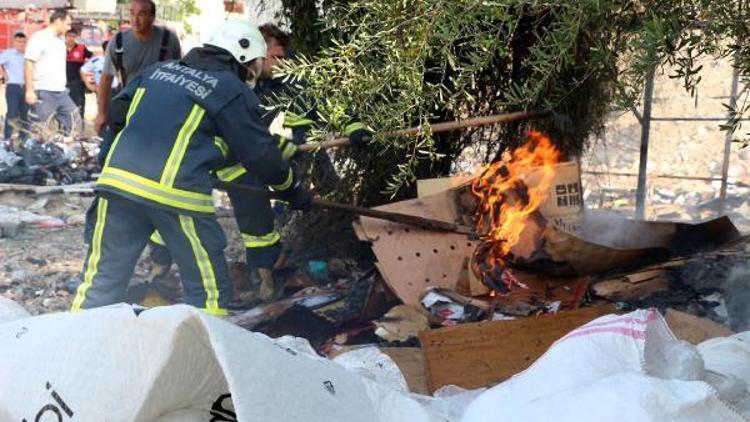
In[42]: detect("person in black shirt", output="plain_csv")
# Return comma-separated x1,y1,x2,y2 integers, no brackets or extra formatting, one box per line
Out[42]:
65,29,93,121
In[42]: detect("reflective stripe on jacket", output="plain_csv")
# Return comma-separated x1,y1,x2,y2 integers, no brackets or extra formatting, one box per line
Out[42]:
98,57,292,215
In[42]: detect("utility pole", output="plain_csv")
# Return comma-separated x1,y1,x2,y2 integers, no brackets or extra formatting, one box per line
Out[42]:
719,64,740,214
635,68,655,220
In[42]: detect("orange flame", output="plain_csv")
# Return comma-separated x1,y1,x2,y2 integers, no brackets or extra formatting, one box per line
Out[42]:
472,130,561,273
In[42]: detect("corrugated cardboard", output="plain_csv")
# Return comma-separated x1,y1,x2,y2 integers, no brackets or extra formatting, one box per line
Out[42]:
526,161,583,233
416,176,472,198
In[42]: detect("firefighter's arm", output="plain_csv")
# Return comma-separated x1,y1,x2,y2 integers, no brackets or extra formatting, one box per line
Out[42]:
216,94,292,187
98,75,142,165
283,79,318,146
268,111,306,160
330,107,372,147
280,111,315,146
292,95,372,148
215,95,311,210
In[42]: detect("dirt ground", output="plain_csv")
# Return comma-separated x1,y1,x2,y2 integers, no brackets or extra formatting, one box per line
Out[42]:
0,191,246,314
0,193,91,314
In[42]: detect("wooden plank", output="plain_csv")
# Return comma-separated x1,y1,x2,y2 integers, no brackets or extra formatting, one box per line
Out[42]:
592,276,669,301
0,182,94,194
379,347,428,394
624,269,663,284
374,305,430,342
665,309,733,345
419,305,615,392
0,184,36,193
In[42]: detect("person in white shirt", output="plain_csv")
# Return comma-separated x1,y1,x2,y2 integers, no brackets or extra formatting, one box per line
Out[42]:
24,9,78,136
0,32,28,144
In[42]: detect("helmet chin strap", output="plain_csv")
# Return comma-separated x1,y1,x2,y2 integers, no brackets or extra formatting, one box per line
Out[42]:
244,58,264,88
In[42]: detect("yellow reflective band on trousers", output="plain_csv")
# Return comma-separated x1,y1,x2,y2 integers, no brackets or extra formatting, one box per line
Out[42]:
242,231,281,248
213,137,229,159
104,87,147,168
215,163,247,182
98,166,215,213
150,230,166,246
179,215,224,315
71,197,109,312
270,168,293,191
161,105,206,187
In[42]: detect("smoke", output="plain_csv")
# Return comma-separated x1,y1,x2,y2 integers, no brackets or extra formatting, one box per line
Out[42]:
578,209,673,250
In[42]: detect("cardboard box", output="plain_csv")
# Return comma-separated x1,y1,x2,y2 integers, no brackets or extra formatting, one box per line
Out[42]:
415,161,583,233
527,161,583,233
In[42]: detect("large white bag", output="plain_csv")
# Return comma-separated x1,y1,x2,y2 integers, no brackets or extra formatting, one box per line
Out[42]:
699,331,750,387
0,296,30,324
461,309,748,422
0,302,439,422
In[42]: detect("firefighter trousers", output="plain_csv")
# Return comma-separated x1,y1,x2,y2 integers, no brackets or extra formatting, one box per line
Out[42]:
71,193,231,315
226,172,281,269
150,172,281,271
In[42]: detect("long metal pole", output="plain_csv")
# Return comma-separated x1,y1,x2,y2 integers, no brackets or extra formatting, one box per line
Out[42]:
212,180,474,235
635,68,655,219
719,64,740,214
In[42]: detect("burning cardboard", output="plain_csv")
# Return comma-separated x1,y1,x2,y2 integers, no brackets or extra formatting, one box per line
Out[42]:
471,130,562,292
355,131,740,306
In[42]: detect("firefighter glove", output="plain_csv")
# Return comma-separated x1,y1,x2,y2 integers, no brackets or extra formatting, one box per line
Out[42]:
276,180,313,212
348,128,372,148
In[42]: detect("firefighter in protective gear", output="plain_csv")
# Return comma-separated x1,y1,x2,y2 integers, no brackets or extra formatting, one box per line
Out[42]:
71,18,311,315
221,26,371,302
148,24,371,303
215,102,368,302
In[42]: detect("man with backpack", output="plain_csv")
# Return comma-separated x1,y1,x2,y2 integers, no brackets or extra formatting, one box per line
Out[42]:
93,0,181,134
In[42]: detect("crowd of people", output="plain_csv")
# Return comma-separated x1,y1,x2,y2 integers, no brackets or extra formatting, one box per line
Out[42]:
0,1,177,145
0,9,79,144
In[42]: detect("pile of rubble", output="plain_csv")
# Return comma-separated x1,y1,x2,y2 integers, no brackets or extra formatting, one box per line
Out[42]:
0,136,99,186
216,148,749,395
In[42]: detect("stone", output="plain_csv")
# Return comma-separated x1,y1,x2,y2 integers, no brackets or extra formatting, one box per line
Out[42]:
0,222,20,238
656,188,677,200
66,213,86,226
65,277,81,293
11,270,28,283
27,198,48,211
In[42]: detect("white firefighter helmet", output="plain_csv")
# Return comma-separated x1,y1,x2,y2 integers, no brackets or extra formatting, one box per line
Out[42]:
205,18,266,64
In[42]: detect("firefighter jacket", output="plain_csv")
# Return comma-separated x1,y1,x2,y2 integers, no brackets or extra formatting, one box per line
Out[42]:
214,76,367,183
97,47,294,215
255,77,367,146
